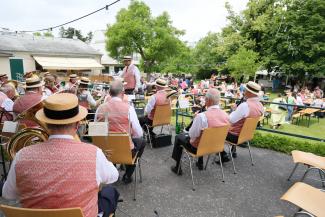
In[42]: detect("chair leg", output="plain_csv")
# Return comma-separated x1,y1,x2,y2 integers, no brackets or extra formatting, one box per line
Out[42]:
204,155,210,170
160,126,163,134
227,144,237,174
139,159,142,183
133,159,138,201
247,141,254,166
185,152,195,191
318,169,325,188
287,163,299,181
177,150,183,174
218,153,225,182
145,125,153,149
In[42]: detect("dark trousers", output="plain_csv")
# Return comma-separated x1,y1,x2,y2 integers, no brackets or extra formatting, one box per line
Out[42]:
139,116,154,134
226,132,239,153
171,133,203,168
124,89,135,95
124,138,146,178
98,185,120,217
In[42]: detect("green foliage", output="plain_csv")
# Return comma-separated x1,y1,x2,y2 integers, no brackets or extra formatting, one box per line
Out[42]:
251,132,325,156
33,32,41,36
226,47,260,80
33,31,53,37
106,0,186,73
59,27,93,42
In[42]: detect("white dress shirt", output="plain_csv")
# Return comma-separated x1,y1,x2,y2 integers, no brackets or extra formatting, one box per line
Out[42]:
120,64,141,89
95,97,143,138
145,93,157,115
189,105,220,141
229,97,263,124
2,134,119,200
80,90,97,107
1,98,14,112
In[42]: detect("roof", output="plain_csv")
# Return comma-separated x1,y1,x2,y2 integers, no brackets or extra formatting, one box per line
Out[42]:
0,33,102,57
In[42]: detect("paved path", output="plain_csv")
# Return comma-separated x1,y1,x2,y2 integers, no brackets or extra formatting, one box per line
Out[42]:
0,141,321,217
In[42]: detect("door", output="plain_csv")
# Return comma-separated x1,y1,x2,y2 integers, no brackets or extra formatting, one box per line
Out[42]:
9,58,24,80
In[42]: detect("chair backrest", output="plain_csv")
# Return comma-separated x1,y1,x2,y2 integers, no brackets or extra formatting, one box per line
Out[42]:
0,205,84,217
281,182,325,217
237,117,260,144
196,125,230,157
152,104,172,127
92,133,134,164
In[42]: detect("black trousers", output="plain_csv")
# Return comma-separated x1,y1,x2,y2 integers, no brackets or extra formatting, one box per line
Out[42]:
226,132,239,144
125,138,146,178
98,185,120,217
124,89,135,95
171,133,203,167
139,116,154,134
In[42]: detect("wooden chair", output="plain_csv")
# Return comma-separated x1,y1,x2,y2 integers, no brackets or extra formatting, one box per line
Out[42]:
92,133,142,201
287,150,325,188
179,125,230,191
145,104,172,148
0,205,84,217
226,117,260,174
281,182,325,217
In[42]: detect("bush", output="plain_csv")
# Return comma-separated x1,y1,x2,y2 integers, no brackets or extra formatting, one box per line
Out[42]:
251,132,325,156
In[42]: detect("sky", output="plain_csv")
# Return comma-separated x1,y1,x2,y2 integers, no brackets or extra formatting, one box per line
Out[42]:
0,0,248,42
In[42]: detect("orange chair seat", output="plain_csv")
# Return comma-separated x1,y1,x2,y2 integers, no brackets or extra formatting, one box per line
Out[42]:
292,150,325,169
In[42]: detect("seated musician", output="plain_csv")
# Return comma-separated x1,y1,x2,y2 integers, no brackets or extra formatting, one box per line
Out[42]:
139,78,170,136
13,76,43,128
2,93,119,217
95,80,145,184
171,89,230,174
43,74,58,99
77,77,104,109
0,84,16,121
64,74,78,94
225,81,264,159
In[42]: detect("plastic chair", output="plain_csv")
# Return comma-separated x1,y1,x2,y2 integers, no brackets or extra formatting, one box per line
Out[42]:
226,117,260,174
92,133,142,201
179,125,230,191
0,205,84,217
281,182,325,217
145,104,172,148
287,150,325,188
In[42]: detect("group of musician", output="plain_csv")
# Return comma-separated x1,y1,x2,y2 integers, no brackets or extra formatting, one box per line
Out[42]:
0,55,264,217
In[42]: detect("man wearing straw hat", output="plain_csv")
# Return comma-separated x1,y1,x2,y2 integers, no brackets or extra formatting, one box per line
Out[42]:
2,93,119,217
13,75,44,128
223,81,264,160
64,74,79,94
0,74,9,86
120,56,141,94
77,77,104,109
139,78,171,136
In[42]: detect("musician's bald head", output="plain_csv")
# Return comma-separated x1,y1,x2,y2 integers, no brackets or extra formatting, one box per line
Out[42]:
109,80,124,97
205,88,220,107
0,84,15,99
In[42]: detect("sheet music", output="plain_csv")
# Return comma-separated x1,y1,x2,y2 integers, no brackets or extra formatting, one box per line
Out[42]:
2,121,18,133
88,122,108,136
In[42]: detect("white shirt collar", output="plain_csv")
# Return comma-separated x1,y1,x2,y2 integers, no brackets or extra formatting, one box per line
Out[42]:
111,97,122,101
49,135,74,140
207,105,220,110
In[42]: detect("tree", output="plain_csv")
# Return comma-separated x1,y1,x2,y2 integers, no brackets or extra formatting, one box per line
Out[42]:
59,27,93,42
106,0,186,73
226,47,260,80
33,31,54,37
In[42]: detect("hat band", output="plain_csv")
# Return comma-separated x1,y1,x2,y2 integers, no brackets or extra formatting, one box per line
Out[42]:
26,80,41,87
246,85,259,93
156,81,166,86
44,106,79,120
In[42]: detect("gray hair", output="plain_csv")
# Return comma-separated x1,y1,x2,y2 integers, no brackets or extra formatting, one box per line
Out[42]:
205,88,220,105
0,84,14,94
109,80,124,97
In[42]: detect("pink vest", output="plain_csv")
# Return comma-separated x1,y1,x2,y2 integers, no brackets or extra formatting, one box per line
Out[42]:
97,99,134,149
13,92,43,128
0,92,13,122
123,64,136,90
148,91,170,120
15,138,98,217
190,108,230,148
229,99,263,135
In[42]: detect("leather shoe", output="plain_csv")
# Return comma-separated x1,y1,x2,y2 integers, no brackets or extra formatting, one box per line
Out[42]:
196,162,203,170
215,155,230,165
122,175,133,184
171,166,182,175
232,152,237,158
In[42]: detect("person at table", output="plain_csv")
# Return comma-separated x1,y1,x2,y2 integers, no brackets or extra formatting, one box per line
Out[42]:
95,80,145,184
2,93,119,217
13,76,43,128
120,56,141,94
171,88,230,174
225,81,264,159
139,78,171,136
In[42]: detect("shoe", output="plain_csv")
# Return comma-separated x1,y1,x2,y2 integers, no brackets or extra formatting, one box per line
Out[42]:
171,165,183,175
215,155,230,165
122,175,133,184
196,162,203,170
231,146,237,158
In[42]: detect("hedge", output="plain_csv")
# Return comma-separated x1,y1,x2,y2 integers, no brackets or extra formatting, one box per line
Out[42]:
251,132,325,156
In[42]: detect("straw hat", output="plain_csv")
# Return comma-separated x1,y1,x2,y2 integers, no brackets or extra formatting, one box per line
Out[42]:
245,81,261,95
79,77,90,85
0,74,8,79
155,78,168,88
25,75,44,89
123,56,132,60
69,74,78,79
35,93,88,124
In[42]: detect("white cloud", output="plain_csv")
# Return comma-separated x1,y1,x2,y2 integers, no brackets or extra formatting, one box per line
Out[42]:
0,0,248,42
